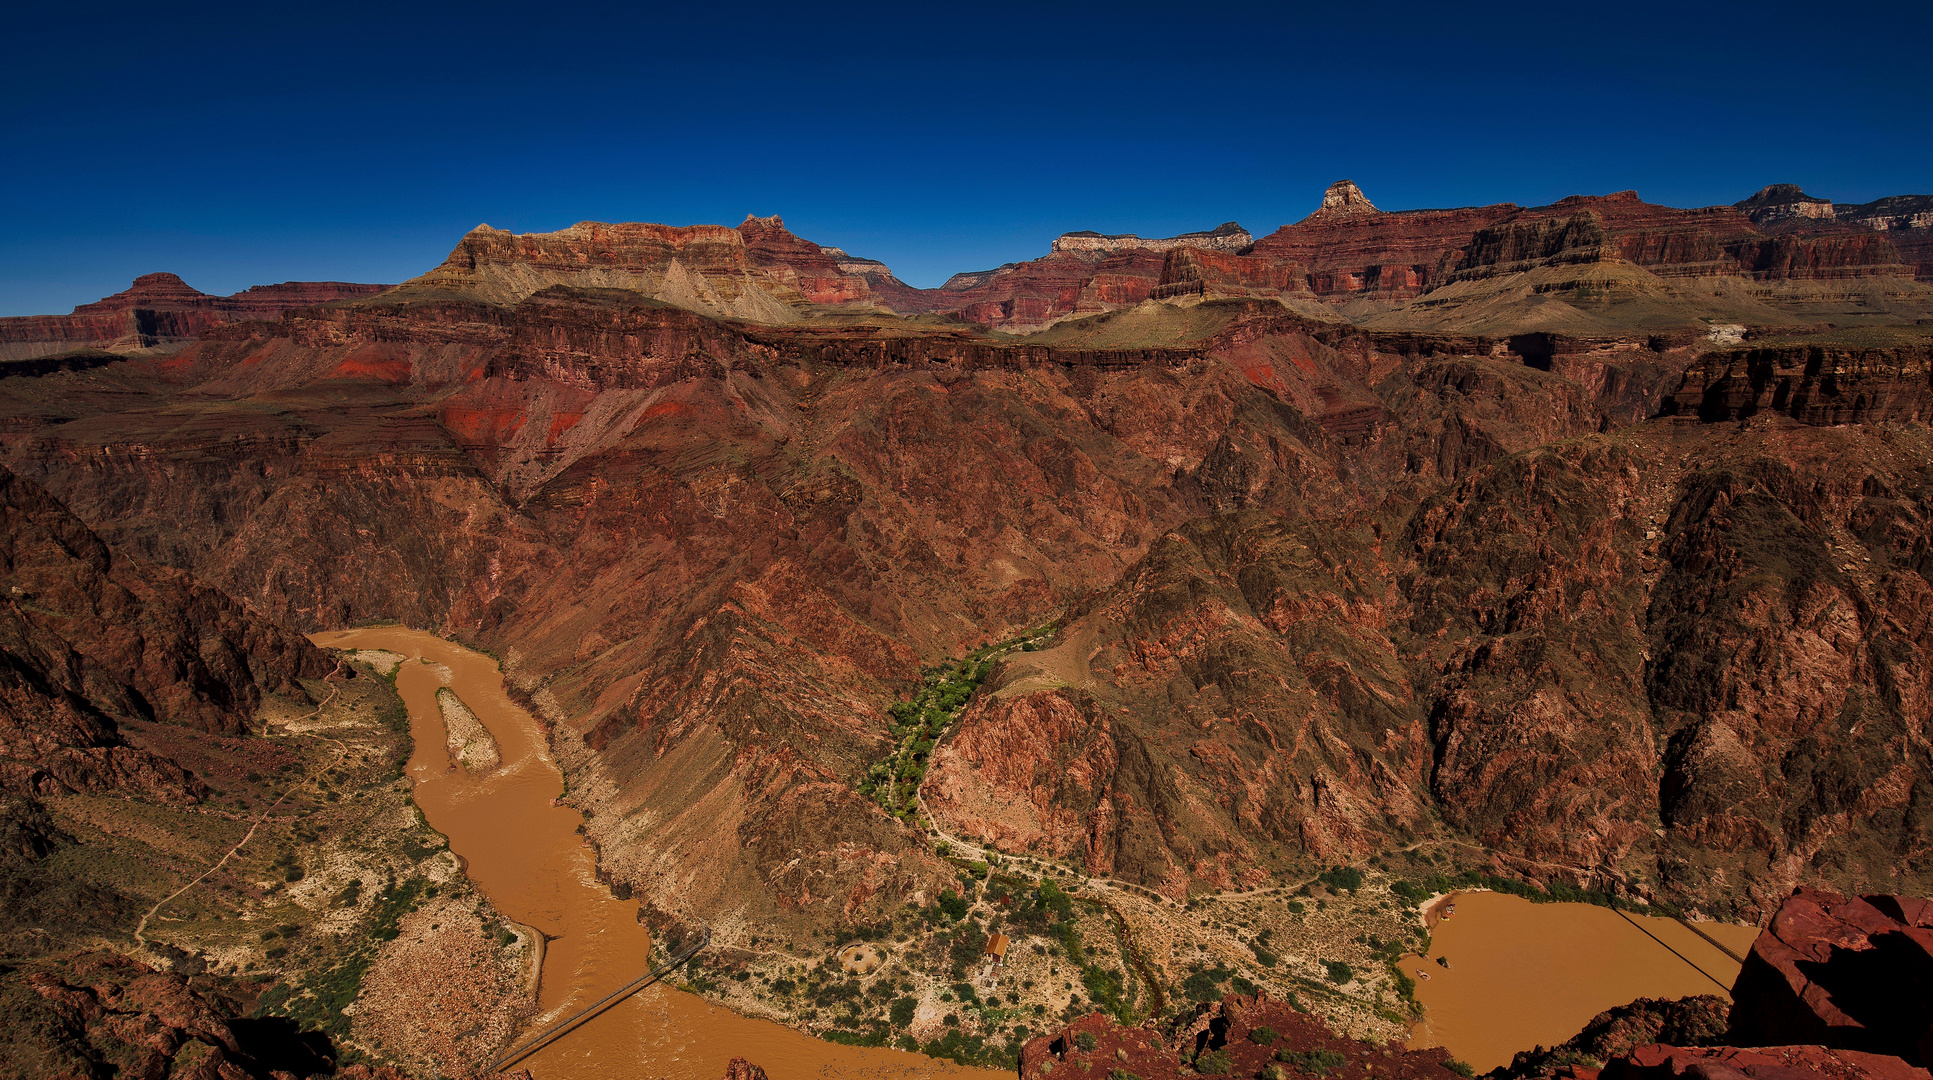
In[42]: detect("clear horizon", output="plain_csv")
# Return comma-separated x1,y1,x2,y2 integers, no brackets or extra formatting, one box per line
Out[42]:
3,0,1929,315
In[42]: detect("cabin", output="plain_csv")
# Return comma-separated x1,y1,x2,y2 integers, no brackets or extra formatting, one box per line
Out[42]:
983,933,1010,967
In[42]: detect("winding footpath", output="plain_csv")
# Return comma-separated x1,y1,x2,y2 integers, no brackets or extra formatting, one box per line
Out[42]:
134,662,350,949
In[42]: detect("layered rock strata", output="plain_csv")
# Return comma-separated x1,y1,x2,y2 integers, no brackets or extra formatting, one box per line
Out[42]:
1665,341,1933,424
0,273,388,361
1051,222,1254,255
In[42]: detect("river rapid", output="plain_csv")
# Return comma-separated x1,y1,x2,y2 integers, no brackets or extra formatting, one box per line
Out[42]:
1401,891,1763,1072
312,627,1001,1080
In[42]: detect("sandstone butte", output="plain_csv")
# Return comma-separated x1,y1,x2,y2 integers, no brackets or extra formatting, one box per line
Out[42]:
0,178,1930,1078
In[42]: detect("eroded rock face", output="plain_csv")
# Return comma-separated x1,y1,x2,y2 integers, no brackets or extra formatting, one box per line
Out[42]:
1666,342,1933,424
1836,195,1933,281
0,466,332,803
1,267,1927,935
1248,189,1520,302
1306,180,1382,221
1736,184,1840,229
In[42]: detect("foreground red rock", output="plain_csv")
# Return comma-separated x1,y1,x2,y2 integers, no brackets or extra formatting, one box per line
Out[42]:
1728,890,1933,1065
1603,1044,1930,1080
1500,890,1933,1080
1021,994,1467,1080
1,951,331,1080
718,1058,771,1080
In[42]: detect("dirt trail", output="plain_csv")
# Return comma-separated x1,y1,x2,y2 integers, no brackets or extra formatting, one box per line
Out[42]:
135,662,350,950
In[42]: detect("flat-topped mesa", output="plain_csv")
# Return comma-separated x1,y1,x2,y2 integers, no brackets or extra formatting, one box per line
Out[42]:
401,215,921,324
924,224,1262,332
1051,221,1253,255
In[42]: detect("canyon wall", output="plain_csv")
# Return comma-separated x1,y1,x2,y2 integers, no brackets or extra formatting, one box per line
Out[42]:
0,273,1920,931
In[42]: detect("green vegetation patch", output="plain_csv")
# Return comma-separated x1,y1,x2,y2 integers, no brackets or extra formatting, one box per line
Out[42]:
853,624,1056,819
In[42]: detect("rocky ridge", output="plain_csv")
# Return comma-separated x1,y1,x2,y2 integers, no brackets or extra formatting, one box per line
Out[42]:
0,274,389,362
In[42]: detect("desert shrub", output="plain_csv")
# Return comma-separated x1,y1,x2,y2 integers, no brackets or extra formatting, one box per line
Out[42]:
1323,961,1353,984
1194,1050,1231,1075
1317,867,1363,893
1276,1049,1346,1075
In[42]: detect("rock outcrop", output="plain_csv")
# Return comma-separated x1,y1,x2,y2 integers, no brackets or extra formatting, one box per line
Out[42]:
1497,996,1731,1078
1302,179,1383,221
1665,341,1933,424
1837,195,1933,280
718,1058,771,1080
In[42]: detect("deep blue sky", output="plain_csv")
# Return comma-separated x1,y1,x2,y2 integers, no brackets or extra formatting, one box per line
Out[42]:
4,0,1929,314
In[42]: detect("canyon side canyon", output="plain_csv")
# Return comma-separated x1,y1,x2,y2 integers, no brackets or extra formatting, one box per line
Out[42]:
1,179,1931,1079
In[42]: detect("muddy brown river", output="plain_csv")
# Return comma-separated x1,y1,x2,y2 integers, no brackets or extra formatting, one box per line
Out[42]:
1401,890,1763,1071
313,628,1001,1080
